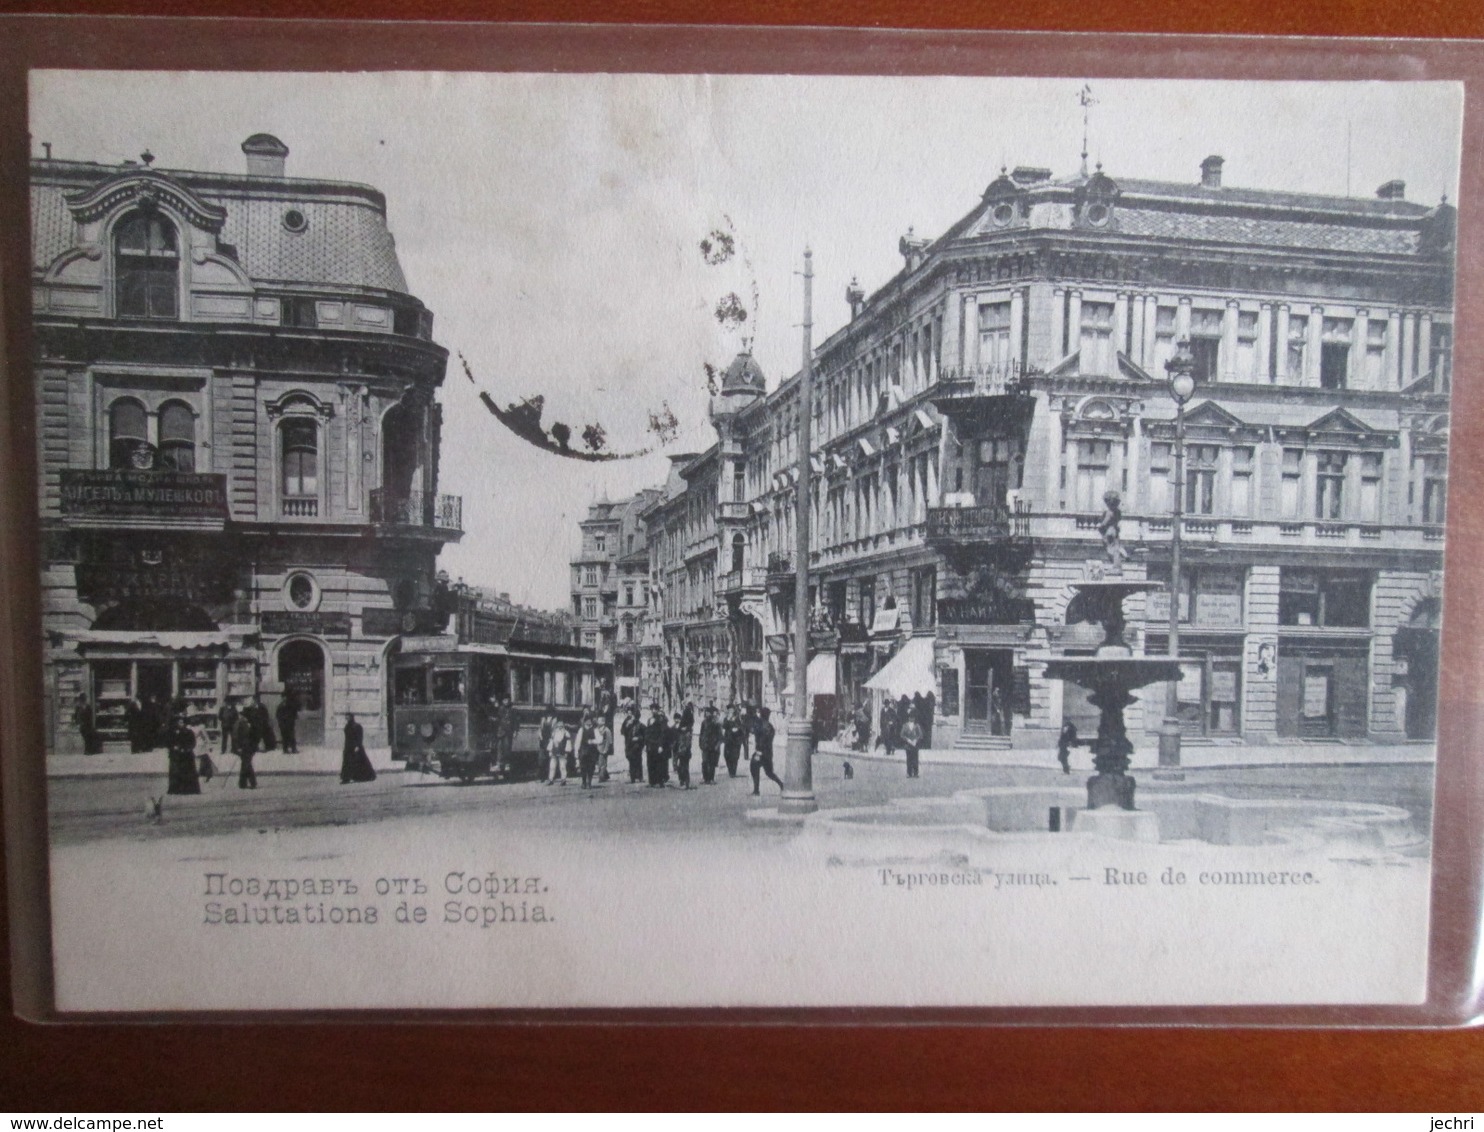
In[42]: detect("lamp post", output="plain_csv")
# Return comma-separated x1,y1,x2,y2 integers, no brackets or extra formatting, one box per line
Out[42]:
780,249,818,815
1157,338,1196,777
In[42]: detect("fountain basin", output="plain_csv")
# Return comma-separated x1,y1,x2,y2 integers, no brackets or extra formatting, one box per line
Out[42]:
796,785,1423,864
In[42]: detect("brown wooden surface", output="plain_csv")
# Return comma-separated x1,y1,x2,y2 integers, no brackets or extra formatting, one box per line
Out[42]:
4,0,1484,1112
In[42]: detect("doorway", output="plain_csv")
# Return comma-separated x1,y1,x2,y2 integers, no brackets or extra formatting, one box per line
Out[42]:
963,649,1013,735
278,640,327,746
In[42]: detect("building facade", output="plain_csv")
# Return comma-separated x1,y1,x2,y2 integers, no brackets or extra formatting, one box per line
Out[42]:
638,155,1452,751
569,490,656,702
33,135,459,753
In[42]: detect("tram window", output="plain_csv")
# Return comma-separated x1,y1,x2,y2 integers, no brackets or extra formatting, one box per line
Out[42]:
552,670,570,705
581,671,594,706
532,669,547,704
514,665,532,703
395,667,428,705
432,668,466,703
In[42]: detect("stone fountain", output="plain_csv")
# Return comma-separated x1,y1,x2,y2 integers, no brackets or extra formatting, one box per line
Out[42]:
1042,493,1180,834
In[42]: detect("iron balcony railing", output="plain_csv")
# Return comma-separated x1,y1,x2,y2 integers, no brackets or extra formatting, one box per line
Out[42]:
370,488,463,532
935,361,1027,398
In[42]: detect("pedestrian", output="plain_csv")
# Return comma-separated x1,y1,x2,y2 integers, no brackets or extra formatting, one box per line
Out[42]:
621,706,644,783
232,708,257,790
577,711,599,788
549,722,572,786
340,712,377,784
671,711,693,788
897,694,913,740
679,697,695,737
275,690,300,754
644,703,670,787
1057,721,1082,775
749,706,784,796
125,696,144,753
699,704,722,784
218,697,238,755
991,685,1008,736
880,698,898,756
74,693,101,755
538,708,560,783
919,690,936,750
250,694,277,752
853,699,871,752
496,698,517,777
721,703,745,778
165,703,201,795
596,715,613,785
900,713,923,779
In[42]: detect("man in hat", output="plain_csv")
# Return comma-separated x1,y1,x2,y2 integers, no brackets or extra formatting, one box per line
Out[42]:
644,703,670,787
671,710,693,789
749,706,784,796
721,702,746,778
698,703,722,785
621,704,645,783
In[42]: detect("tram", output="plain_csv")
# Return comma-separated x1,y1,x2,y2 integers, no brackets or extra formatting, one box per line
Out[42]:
390,636,610,782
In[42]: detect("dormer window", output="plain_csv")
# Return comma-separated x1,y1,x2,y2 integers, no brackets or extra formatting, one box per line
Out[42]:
990,202,1015,227
114,211,179,320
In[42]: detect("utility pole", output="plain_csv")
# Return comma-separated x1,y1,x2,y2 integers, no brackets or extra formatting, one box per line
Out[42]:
781,248,818,816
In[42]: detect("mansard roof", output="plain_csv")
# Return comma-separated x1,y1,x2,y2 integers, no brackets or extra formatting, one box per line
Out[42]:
31,158,410,294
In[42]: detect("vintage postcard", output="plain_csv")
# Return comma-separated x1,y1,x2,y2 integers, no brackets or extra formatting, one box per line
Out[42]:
21,65,1460,1012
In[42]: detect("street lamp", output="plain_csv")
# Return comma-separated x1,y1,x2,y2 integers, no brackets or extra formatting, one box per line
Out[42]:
1157,338,1197,778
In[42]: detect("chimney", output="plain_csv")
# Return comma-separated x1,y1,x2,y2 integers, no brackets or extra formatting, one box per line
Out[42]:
846,276,866,320
241,133,289,178
1200,155,1224,188
1377,179,1406,201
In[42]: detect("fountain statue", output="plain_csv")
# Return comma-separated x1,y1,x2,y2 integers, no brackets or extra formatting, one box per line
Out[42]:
1043,492,1179,814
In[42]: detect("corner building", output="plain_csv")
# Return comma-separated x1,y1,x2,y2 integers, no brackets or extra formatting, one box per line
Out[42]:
33,135,458,754
651,157,1452,751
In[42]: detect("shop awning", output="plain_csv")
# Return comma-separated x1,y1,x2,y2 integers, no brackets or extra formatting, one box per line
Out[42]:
864,636,937,698
787,652,837,697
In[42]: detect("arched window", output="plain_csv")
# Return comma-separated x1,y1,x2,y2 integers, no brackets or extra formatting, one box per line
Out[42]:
114,211,179,320
108,398,149,469
731,533,745,575
280,418,318,513
157,401,195,472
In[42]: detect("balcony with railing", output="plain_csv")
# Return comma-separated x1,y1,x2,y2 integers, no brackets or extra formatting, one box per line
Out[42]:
934,362,1028,401
370,488,464,536
716,565,768,597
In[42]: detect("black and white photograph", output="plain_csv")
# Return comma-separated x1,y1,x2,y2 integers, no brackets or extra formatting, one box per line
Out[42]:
22,67,1461,1011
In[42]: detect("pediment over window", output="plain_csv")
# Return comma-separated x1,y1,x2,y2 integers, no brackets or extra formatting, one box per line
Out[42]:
65,170,228,234
1305,407,1379,436
1181,401,1248,430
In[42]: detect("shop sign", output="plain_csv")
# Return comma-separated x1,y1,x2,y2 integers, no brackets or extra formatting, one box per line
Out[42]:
60,469,228,519
261,610,351,636
938,596,1035,625
362,607,442,637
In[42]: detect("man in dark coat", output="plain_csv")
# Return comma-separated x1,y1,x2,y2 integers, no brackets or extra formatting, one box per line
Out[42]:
275,690,300,754
880,699,898,756
749,706,784,796
918,690,935,750
74,694,100,755
125,696,145,753
218,698,239,755
644,704,670,787
250,695,277,752
671,712,693,789
496,698,517,777
721,703,746,778
621,706,645,783
232,709,257,790
698,704,722,785
340,712,377,784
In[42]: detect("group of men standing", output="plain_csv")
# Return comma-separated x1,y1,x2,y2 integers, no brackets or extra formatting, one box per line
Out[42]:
614,699,783,796
536,708,613,788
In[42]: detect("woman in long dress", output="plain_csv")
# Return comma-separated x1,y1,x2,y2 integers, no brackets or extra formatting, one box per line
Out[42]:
165,709,201,795
340,712,377,784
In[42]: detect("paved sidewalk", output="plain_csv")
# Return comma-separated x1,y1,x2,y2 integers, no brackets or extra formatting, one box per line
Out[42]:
815,738,1436,770
46,744,403,778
